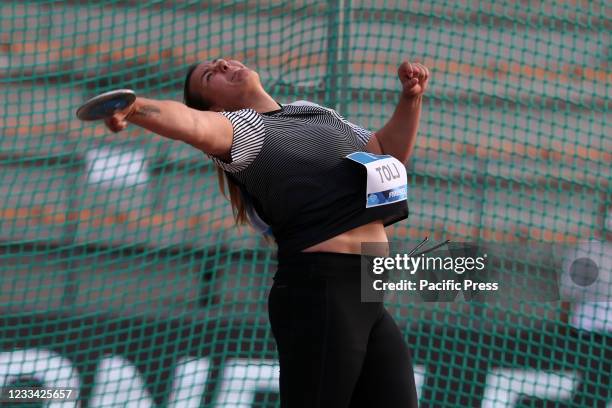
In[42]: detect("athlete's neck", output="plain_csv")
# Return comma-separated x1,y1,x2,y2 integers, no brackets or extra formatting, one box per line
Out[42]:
247,91,281,114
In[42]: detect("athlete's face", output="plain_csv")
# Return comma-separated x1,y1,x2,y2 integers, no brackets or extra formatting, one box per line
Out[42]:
189,58,260,111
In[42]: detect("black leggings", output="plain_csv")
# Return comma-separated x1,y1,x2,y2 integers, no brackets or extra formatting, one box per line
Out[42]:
268,252,418,407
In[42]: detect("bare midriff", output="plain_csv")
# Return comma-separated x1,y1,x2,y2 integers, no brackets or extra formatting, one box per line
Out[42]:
302,220,389,256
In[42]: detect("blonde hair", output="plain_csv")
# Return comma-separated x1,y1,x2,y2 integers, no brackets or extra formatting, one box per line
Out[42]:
216,167,249,226
184,63,250,227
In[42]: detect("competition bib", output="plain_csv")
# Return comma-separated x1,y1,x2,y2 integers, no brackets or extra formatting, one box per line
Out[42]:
346,152,408,208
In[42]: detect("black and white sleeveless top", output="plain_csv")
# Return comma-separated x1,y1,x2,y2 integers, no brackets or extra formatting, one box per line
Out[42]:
208,100,409,256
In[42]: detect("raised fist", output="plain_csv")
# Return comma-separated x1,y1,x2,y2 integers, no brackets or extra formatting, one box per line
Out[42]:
398,61,429,98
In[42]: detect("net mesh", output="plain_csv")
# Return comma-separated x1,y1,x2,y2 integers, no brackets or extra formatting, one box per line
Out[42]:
0,1,610,406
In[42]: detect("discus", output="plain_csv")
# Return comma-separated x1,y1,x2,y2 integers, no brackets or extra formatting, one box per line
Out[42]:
76,89,136,121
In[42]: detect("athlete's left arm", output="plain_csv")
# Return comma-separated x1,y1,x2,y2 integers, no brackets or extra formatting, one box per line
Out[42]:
365,62,429,164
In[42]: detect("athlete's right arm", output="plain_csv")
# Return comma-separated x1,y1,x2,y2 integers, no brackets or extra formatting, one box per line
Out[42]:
104,96,233,161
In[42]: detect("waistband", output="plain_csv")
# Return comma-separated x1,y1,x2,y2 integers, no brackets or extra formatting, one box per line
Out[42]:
275,251,371,281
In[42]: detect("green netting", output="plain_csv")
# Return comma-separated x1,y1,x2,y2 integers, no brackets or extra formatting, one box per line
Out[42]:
0,0,610,406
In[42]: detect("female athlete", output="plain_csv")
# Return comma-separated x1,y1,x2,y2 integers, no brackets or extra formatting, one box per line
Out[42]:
104,57,428,407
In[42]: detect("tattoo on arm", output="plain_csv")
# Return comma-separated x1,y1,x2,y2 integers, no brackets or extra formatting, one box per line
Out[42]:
128,105,161,119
